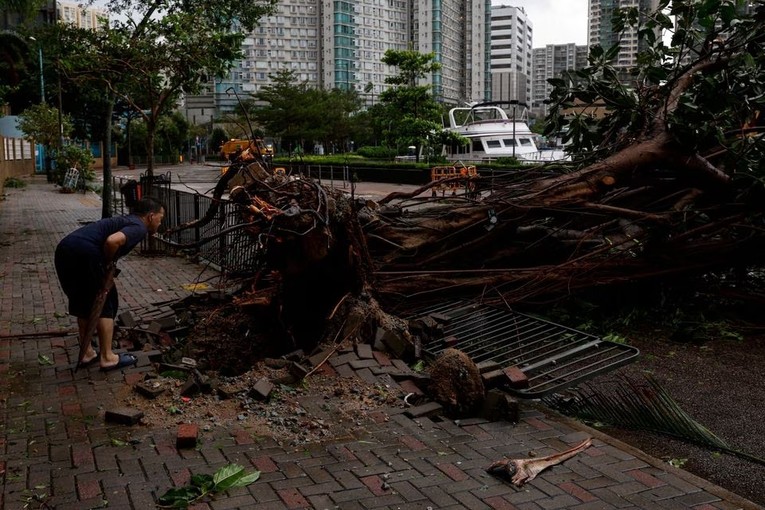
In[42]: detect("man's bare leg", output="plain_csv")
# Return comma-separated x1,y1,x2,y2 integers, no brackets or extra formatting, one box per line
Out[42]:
76,317,98,364
96,317,120,368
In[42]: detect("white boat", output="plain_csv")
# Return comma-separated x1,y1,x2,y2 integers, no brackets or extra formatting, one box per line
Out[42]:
443,102,569,164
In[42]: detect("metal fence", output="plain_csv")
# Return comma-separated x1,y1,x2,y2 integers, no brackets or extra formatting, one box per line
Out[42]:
112,174,259,275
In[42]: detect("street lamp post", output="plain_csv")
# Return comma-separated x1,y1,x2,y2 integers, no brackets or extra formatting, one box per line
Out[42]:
29,37,45,103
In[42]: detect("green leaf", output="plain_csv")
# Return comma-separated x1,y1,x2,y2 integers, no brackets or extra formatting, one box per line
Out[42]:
157,486,202,507
190,473,214,491
668,457,687,468
229,470,260,488
37,354,54,365
212,464,246,491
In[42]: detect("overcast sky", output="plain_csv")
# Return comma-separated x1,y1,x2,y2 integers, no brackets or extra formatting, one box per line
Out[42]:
493,0,589,47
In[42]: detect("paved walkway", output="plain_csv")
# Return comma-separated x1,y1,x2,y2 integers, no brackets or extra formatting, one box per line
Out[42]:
1,175,761,510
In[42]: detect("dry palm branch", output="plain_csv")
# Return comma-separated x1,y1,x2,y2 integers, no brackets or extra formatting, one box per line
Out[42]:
543,374,765,466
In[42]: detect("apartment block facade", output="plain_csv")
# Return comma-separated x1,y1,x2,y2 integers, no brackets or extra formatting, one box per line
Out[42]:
588,0,660,69
189,0,491,122
531,44,588,117
489,5,532,105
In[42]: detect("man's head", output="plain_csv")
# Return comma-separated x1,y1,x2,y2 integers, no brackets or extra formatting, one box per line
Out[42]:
132,197,165,234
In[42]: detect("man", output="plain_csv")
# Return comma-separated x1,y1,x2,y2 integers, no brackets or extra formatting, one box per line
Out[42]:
55,197,165,371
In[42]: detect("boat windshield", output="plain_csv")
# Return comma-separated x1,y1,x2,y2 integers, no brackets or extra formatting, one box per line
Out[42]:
451,106,508,126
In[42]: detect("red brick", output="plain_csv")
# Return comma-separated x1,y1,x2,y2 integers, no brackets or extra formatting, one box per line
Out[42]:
524,417,553,431
360,475,389,496
155,443,177,457
372,350,392,366
124,372,145,386
251,455,278,473
170,468,191,486
57,385,76,397
332,445,358,462
368,410,389,424
277,488,310,509
232,428,255,445
502,366,528,388
627,469,666,488
188,504,212,510
484,496,519,510
559,481,597,502
314,363,338,377
72,444,94,468
104,407,144,425
77,479,101,500
50,339,67,349
692,505,719,510
176,424,199,448
398,379,424,395
436,463,469,482
584,445,605,456
399,435,427,451
62,402,82,416
462,424,493,440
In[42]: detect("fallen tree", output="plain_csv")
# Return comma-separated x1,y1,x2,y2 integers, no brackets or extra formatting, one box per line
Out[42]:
167,1,765,348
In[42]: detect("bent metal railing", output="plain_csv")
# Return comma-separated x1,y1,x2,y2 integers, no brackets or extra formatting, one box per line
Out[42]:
112,175,259,274
409,299,640,399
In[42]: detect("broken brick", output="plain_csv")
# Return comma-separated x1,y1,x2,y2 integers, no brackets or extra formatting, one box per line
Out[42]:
503,366,529,389
117,311,137,328
288,362,310,380
176,424,199,449
105,407,144,425
134,382,166,399
481,369,506,389
250,377,274,401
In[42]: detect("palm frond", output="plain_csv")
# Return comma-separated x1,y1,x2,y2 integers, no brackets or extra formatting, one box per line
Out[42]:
544,374,765,466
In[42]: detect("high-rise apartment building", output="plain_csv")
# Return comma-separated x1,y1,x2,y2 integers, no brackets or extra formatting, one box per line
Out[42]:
489,5,532,105
531,44,588,117
2,0,106,30
188,0,490,122
588,0,660,70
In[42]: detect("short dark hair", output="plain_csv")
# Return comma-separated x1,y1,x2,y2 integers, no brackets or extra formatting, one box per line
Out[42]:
131,197,165,215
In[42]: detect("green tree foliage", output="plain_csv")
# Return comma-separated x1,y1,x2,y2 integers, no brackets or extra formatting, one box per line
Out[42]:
17,102,72,148
0,30,31,110
127,111,190,162
208,127,229,156
373,49,464,161
55,144,94,185
251,69,363,154
544,0,765,177
49,0,277,176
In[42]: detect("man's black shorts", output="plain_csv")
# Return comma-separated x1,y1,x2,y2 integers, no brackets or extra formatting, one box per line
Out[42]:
54,244,118,319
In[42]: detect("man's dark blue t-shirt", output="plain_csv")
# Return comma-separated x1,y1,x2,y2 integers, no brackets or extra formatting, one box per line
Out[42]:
58,215,148,261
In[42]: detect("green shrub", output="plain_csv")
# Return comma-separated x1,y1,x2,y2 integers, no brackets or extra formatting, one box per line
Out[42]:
3,176,27,188
356,145,396,160
54,145,95,186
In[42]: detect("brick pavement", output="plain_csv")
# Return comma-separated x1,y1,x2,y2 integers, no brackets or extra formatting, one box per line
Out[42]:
1,175,762,510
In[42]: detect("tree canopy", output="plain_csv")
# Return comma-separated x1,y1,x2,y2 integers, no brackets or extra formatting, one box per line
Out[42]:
250,69,363,154
370,49,463,160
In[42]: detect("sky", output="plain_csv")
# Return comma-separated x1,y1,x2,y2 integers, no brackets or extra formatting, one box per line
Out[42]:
493,0,589,47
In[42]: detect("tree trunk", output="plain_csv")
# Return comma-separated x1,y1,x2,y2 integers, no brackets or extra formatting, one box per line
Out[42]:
145,119,155,177
101,92,115,219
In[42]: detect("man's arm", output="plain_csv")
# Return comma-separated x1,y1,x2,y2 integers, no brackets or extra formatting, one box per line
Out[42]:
103,231,127,264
